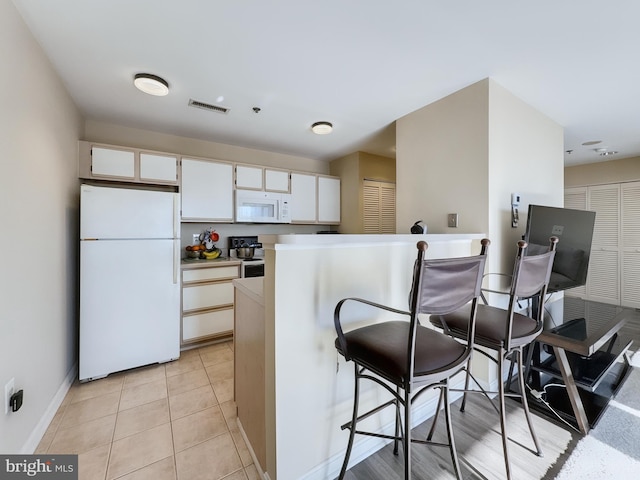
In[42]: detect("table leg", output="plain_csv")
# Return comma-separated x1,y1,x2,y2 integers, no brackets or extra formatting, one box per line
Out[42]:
552,346,590,435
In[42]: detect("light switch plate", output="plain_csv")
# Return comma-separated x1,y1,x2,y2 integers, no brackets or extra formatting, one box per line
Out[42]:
448,213,458,228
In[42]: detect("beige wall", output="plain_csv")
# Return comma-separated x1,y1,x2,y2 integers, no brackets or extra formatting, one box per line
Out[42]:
85,120,328,175
488,80,564,277
1,0,83,453
396,79,490,235
565,156,640,187
359,151,396,182
329,152,360,232
330,151,395,233
397,78,563,279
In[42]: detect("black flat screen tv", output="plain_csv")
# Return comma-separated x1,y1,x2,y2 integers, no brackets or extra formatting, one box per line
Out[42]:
524,204,596,293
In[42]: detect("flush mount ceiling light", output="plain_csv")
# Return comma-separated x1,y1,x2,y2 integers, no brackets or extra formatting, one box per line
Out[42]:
133,73,169,96
582,140,602,146
311,121,333,135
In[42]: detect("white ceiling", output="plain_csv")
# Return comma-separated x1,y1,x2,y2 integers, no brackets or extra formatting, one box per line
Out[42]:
12,0,640,166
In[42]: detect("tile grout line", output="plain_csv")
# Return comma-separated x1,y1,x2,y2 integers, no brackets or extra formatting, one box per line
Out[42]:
103,376,125,480
165,363,180,480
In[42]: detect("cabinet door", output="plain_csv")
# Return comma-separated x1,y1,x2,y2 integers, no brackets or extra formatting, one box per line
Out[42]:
236,165,264,190
587,184,620,305
317,176,340,224
290,173,317,223
182,308,234,343
140,152,178,184
364,180,396,234
91,147,135,179
182,282,235,311
181,158,234,221
265,169,290,192
183,266,239,283
621,182,640,308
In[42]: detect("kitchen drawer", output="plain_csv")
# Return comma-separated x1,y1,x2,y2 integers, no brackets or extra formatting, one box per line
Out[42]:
183,308,234,342
183,265,239,283
183,281,234,311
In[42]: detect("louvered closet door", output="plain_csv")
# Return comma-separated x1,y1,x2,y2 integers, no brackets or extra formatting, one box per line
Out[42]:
363,180,396,234
587,184,620,305
622,182,640,308
564,188,588,298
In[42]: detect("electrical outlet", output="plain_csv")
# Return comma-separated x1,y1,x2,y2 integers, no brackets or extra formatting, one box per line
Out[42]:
5,378,14,414
448,213,459,228
192,234,200,245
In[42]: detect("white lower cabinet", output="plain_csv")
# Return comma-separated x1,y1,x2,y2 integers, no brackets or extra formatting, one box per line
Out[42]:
183,309,235,343
181,262,240,345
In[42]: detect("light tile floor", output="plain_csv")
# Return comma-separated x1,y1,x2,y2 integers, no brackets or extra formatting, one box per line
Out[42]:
35,341,261,480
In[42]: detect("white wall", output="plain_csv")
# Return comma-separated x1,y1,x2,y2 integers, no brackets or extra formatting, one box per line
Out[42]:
0,0,83,453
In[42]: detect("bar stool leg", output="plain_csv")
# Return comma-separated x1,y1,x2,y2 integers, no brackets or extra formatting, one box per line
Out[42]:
516,348,543,456
498,348,512,480
403,390,412,480
338,364,361,480
443,382,463,480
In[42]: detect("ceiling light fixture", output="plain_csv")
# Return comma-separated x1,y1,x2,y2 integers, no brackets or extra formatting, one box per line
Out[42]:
594,148,618,157
134,73,169,96
311,121,333,135
582,140,602,146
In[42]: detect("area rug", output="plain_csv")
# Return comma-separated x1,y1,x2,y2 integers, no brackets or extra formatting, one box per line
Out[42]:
553,351,640,479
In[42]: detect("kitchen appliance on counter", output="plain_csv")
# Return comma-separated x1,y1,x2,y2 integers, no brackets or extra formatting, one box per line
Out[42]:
228,235,265,277
79,184,180,381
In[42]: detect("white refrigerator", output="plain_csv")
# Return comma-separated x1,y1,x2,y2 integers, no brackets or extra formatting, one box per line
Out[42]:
79,184,181,381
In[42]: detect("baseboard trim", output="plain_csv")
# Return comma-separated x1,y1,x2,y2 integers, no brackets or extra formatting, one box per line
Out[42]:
22,362,77,454
237,417,267,480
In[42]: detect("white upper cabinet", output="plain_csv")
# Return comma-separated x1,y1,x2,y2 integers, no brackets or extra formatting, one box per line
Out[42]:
318,176,341,224
290,172,317,223
78,141,178,186
140,152,178,183
91,146,135,179
290,173,341,224
235,165,290,193
181,158,234,222
235,164,264,190
265,168,290,192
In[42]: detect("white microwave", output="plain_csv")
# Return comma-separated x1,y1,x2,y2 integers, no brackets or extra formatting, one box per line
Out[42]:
235,189,291,223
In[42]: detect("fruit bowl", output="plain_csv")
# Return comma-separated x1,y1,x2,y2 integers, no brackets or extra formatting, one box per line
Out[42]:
186,250,201,259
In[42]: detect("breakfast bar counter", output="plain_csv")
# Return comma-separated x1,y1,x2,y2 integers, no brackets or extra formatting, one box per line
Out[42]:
232,233,489,480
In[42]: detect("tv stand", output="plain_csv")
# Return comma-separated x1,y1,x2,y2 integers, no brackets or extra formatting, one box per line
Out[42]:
525,297,637,434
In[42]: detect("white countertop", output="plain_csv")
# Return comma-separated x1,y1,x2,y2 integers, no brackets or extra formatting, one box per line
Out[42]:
259,233,486,249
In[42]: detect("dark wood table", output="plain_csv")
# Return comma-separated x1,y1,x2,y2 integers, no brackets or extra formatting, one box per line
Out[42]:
527,296,637,434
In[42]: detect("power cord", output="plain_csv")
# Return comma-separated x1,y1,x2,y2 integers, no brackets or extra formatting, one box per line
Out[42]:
526,383,581,434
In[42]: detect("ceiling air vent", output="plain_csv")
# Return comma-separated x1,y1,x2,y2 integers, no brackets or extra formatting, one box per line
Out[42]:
188,98,230,114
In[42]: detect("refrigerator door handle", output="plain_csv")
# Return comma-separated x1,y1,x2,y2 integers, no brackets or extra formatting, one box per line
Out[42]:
173,240,179,285
173,194,179,239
